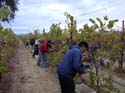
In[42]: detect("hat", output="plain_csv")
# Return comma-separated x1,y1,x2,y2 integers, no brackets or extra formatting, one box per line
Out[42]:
78,41,89,50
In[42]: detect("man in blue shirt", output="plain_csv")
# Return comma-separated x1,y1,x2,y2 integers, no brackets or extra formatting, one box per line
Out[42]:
57,41,89,93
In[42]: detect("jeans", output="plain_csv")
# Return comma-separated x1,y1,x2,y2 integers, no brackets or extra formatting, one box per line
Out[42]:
30,44,34,53
58,74,75,93
32,45,39,58
37,49,48,67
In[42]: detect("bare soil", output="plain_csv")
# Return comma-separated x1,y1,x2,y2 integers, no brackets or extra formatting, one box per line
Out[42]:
8,41,60,93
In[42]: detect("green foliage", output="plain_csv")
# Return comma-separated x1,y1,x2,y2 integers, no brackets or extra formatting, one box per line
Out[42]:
0,66,8,74
102,75,118,93
82,16,120,93
64,12,77,40
104,16,108,21
0,0,19,22
89,18,96,24
89,68,96,86
96,17,103,27
107,19,119,29
34,29,40,38
0,7,12,22
51,54,61,66
84,24,90,31
49,23,62,40
0,26,19,80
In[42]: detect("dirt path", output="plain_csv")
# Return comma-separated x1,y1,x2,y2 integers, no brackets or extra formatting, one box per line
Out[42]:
9,40,60,93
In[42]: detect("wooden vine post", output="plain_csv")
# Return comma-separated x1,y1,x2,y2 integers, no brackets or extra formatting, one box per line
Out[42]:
92,51,100,93
64,12,76,45
70,16,74,44
0,46,2,82
119,20,125,71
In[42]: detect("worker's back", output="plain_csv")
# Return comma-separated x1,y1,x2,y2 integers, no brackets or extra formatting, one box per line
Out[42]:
57,45,85,78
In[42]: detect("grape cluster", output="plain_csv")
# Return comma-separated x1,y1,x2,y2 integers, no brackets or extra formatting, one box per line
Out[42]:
99,58,105,66
85,56,93,63
90,43,100,52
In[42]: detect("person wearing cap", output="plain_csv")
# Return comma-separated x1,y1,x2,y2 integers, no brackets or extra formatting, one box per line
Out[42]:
57,41,89,93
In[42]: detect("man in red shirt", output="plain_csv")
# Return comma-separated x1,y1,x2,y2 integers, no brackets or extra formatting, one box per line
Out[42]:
37,40,52,68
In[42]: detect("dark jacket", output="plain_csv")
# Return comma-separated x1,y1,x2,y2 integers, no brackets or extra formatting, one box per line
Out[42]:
30,38,35,46
57,45,85,78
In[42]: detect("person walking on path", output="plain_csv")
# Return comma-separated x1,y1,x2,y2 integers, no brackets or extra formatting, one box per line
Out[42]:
37,40,52,68
25,39,30,49
29,37,35,53
32,38,41,58
57,41,90,93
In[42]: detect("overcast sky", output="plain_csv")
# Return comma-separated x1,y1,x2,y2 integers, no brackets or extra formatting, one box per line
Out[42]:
2,0,125,34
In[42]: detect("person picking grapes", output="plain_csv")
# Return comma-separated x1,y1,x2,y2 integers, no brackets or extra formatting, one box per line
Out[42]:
37,40,52,68
57,41,90,93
